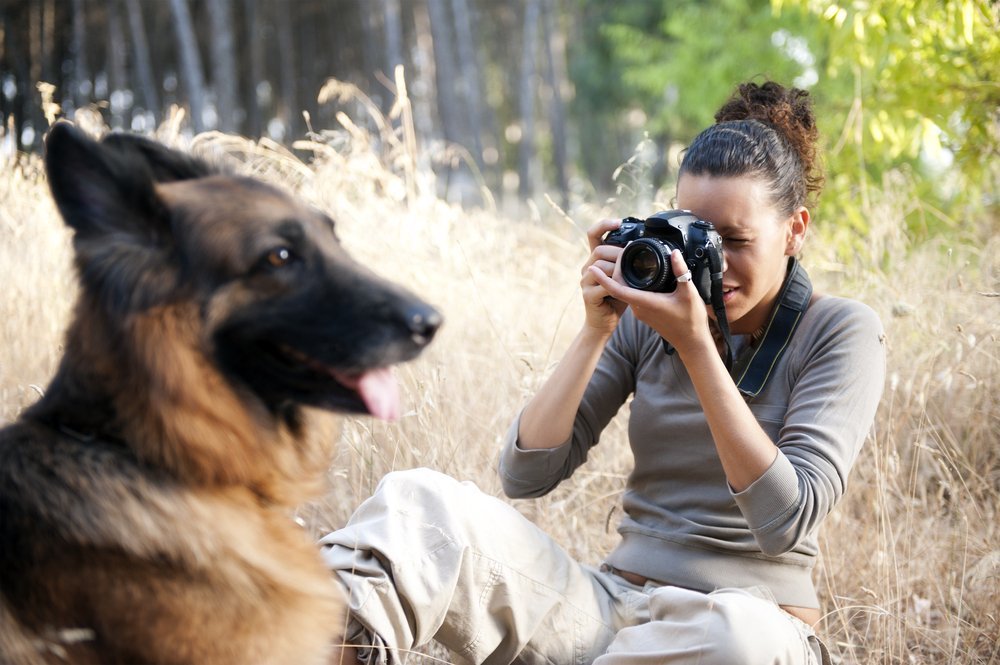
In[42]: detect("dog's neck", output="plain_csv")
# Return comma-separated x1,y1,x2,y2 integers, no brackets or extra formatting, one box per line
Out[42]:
30,299,334,506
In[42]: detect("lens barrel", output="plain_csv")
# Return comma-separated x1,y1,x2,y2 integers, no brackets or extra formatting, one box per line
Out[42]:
620,238,678,292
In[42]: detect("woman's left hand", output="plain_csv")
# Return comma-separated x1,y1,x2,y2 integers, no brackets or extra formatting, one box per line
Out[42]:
587,249,715,357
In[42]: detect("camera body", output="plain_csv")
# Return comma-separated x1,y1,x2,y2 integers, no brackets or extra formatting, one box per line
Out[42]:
603,210,723,303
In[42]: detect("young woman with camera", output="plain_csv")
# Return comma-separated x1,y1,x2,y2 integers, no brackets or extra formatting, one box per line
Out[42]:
322,80,885,664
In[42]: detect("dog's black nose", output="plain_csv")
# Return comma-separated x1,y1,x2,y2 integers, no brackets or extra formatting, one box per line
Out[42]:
405,304,442,346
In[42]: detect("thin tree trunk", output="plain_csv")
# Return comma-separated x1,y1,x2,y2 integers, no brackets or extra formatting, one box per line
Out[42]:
0,7,9,129
168,0,208,132
426,0,463,147
409,1,436,141
378,0,404,114
242,0,264,138
541,0,568,208
69,0,88,111
37,0,55,87
206,0,239,133
27,0,46,137
299,7,318,131
450,0,484,171
274,2,297,139
6,5,32,149
518,0,541,199
124,0,160,124
358,5,379,104
106,0,129,129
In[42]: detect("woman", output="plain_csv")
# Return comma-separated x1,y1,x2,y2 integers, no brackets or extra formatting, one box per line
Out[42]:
321,81,885,665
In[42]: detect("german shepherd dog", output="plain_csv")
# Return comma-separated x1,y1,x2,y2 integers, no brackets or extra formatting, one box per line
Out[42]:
0,122,441,664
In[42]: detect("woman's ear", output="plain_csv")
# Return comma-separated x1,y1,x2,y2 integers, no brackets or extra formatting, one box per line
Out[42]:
785,207,809,255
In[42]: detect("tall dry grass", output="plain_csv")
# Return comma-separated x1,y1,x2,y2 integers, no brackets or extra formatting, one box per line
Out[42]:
1,92,997,663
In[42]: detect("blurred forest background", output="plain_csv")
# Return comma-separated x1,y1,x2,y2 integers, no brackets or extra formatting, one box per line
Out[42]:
1,0,997,248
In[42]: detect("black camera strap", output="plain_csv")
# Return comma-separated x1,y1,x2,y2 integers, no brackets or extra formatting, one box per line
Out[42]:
734,257,812,397
707,244,733,370
662,256,812,397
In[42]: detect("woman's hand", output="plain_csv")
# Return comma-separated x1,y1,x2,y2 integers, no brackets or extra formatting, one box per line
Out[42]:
587,248,715,357
582,219,628,336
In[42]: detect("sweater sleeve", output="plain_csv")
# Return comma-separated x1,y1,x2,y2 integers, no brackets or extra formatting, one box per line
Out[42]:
498,312,640,498
732,299,886,556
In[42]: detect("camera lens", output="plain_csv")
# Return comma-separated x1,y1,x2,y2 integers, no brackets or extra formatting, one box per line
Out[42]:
621,239,676,292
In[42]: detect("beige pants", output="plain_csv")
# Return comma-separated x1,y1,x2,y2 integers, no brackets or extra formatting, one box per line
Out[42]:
319,468,827,665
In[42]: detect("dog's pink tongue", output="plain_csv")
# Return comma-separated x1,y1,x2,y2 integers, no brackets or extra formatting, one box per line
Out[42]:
354,368,401,421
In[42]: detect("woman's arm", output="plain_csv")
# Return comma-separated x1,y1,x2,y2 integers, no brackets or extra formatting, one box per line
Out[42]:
517,218,625,450
587,250,776,490
673,335,779,491
517,326,614,450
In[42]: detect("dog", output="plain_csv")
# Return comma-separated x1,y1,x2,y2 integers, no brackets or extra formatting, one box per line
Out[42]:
0,122,441,664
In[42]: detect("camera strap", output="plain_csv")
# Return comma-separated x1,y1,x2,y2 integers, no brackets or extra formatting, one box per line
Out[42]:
707,244,733,370
661,256,811,396
734,257,812,397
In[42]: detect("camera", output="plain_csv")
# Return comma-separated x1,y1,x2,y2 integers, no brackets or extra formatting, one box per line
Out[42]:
603,210,723,303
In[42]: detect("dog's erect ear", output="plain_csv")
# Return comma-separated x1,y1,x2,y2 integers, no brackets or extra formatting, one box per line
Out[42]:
101,131,215,183
44,121,169,239
44,122,201,314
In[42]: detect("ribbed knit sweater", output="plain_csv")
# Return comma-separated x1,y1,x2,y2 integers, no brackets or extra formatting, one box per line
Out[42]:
499,296,886,608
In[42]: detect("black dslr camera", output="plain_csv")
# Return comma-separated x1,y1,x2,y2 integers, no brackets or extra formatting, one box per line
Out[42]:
603,210,723,303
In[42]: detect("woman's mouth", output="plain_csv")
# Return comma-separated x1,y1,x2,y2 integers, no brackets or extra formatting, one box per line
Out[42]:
722,286,738,303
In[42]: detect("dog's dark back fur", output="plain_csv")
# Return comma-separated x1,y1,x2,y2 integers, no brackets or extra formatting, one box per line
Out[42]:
0,123,440,664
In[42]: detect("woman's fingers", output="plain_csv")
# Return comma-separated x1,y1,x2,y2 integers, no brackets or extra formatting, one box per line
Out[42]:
588,265,634,304
583,245,621,275
671,249,690,279
587,218,623,252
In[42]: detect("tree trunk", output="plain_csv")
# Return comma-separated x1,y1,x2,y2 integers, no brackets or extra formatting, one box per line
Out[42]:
518,0,541,199
168,0,208,132
380,0,404,114
106,0,129,129
450,0,484,171
274,2,298,139
242,0,264,138
123,0,160,124
69,0,89,111
205,0,239,133
4,4,33,149
409,1,436,141
37,0,55,87
357,5,379,104
541,0,569,208
426,0,463,147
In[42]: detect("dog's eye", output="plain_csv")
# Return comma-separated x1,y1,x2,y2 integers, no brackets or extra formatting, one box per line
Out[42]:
261,247,295,270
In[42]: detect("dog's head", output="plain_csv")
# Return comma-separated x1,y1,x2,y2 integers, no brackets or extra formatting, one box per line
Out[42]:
43,122,440,425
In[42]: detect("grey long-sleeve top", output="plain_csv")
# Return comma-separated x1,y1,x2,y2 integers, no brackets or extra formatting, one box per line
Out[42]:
499,296,886,608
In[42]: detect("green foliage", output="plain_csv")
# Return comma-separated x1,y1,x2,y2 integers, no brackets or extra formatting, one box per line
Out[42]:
575,0,999,256
776,0,1000,241
603,0,818,139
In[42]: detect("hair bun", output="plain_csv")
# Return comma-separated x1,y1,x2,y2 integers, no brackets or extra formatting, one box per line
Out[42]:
715,81,824,200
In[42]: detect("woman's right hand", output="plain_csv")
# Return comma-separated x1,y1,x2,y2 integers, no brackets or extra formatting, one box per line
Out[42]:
581,219,628,335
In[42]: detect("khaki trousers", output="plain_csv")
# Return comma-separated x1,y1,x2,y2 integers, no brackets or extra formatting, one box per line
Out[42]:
319,468,827,665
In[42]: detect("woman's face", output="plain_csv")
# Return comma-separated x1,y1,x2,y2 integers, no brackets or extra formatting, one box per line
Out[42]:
675,174,808,335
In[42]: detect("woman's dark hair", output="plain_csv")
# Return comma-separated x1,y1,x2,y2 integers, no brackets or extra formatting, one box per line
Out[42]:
679,81,824,214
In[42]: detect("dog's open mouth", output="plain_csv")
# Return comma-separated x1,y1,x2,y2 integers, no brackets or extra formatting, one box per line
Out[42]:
256,342,402,420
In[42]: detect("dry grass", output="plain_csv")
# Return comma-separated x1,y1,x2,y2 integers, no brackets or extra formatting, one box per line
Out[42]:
1,96,997,663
